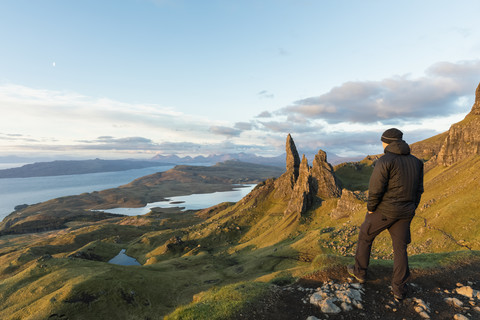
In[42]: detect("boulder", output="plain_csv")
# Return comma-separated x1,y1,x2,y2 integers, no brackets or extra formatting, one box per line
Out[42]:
330,189,364,219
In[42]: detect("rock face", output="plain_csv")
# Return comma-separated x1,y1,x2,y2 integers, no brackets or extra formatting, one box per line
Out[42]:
330,189,364,220
436,82,480,166
284,155,315,219
286,133,301,173
274,134,341,219
311,150,341,199
274,134,301,200
472,82,480,115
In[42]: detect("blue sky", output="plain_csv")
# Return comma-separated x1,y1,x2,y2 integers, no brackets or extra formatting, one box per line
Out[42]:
1,0,480,161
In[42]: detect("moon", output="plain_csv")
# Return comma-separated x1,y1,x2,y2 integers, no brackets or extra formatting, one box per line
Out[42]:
52,62,56,67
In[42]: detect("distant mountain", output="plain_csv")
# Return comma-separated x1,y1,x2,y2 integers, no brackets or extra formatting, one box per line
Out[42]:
151,152,285,167
151,151,360,167
0,159,170,179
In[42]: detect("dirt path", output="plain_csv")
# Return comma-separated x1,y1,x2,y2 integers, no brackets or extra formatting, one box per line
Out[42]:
234,262,480,320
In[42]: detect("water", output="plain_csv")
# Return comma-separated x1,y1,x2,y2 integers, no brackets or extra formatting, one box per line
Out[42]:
0,165,174,221
100,184,257,216
108,249,141,266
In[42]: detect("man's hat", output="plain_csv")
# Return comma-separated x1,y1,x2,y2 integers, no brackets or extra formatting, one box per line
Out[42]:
381,128,403,144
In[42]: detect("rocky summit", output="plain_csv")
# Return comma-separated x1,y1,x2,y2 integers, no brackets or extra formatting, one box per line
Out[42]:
435,82,480,167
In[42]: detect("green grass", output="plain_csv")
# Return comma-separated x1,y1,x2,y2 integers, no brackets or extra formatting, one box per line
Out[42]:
165,281,270,320
408,250,480,269
334,162,373,191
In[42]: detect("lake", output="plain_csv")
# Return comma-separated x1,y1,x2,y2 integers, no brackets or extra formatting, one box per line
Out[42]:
99,184,257,216
0,165,174,221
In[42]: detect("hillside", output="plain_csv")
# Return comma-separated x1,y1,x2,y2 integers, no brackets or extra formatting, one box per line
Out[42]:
0,83,479,320
0,161,283,235
0,159,170,178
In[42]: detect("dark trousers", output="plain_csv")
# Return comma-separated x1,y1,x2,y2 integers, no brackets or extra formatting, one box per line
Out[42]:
353,211,412,296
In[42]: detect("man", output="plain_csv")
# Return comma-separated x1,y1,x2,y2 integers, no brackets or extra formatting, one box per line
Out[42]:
348,128,424,300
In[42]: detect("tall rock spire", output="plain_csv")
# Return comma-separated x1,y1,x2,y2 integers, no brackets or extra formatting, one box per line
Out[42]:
273,134,301,199
286,133,300,175
284,155,315,219
311,150,341,199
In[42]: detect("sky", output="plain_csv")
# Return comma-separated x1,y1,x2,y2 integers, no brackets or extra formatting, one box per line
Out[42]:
1,0,480,162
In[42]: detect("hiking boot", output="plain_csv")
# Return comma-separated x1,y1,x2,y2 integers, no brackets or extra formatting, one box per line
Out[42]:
347,265,365,284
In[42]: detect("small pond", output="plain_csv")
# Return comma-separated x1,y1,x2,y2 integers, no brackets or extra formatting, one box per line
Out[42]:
108,249,141,266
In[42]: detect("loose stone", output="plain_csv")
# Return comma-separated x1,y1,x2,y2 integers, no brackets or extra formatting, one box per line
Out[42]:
456,286,475,298
320,298,342,314
453,314,469,320
445,297,464,308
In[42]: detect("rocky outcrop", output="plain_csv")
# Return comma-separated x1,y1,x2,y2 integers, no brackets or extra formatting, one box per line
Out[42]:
274,135,342,218
307,281,364,314
330,189,365,220
286,134,301,173
274,134,301,200
436,82,480,166
274,135,316,218
472,82,480,115
284,155,316,219
311,150,341,199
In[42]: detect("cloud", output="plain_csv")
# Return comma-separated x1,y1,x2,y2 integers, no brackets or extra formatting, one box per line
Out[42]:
256,110,272,118
0,84,239,149
258,90,274,99
209,125,242,137
0,132,39,143
77,136,158,150
234,122,254,130
258,120,314,134
283,60,480,124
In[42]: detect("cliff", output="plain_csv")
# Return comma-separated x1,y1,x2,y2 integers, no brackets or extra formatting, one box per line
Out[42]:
436,82,480,166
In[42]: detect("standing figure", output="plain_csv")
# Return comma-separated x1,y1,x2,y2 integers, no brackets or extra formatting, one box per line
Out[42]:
348,128,424,300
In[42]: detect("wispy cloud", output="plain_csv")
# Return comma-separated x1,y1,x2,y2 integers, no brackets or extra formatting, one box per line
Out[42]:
209,126,242,137
234,122,256,131
257,90,274,99
255,111,273,118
